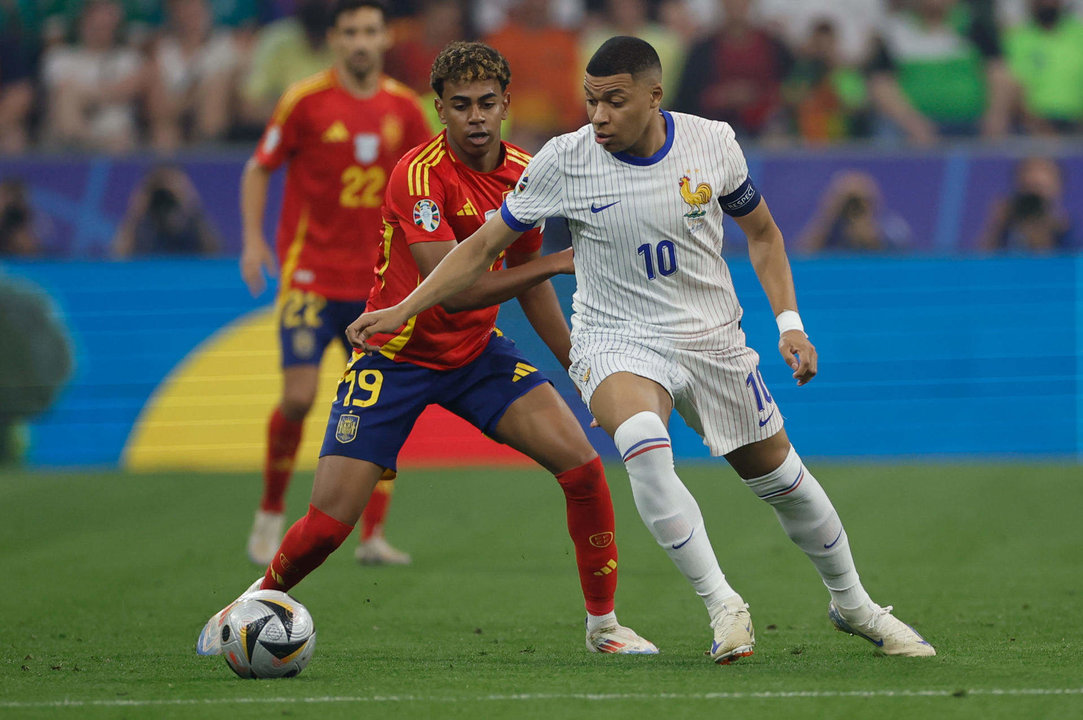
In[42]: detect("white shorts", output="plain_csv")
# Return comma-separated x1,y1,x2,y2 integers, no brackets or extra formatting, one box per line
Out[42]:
569,332,784,456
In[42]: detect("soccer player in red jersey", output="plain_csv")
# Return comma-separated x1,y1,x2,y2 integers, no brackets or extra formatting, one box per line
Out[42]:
239,0,431,567
199,41,656,656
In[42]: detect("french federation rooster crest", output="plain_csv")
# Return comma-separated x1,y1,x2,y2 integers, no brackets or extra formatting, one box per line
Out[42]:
679,175,712,218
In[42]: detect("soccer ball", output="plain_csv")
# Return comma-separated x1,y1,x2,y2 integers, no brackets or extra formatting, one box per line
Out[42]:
220,590,316,678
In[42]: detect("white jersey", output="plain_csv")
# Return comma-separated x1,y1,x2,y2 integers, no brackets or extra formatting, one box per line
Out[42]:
501,110,761,350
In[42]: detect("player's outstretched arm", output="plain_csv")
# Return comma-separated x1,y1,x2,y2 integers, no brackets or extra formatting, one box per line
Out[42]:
440,247,574,313
347,215,524,349
239,158,278,297
737,199,818,386
508,248,574,370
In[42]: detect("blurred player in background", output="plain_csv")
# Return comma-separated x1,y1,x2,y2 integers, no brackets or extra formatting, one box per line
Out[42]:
353,36,937,663
239,0,430,567
199,41,655,657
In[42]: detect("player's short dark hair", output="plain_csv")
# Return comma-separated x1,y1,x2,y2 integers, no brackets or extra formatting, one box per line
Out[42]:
585,36,662,79
430,41,511,98
330,0,387,25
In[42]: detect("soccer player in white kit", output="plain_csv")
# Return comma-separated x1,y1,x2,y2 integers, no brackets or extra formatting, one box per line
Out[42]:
351,36,936,662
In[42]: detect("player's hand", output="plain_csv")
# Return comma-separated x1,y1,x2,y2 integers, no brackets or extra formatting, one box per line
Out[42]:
346,306,409,352
550,247,575,275
240,240,277,297
779,330,817,386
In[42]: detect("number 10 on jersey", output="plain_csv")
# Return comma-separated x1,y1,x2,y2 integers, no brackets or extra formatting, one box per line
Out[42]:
637,240,678,280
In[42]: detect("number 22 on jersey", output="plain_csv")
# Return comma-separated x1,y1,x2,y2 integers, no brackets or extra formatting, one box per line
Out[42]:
340,165,386,208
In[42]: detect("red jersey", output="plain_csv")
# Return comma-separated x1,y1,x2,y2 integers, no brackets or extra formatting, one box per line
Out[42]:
254,69,431,301
366,133,543,370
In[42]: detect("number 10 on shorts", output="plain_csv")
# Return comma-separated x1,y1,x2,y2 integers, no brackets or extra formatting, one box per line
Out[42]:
745,368,773,412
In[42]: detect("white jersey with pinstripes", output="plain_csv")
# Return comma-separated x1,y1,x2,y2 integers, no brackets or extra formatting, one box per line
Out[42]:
501,110,754,350
500,110,783,455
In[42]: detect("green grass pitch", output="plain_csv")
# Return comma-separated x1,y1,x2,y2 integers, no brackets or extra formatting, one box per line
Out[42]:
2,461,1081,719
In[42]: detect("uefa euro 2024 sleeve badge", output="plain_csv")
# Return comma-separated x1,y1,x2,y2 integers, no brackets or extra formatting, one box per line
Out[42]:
413,199,441,232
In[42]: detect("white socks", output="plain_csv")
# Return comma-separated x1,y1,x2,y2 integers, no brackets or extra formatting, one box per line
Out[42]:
743,446,870,612
586,611,617,633
614,411,736,609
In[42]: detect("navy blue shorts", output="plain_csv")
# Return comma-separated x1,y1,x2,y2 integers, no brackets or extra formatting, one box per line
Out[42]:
277,289,366,368
320,333,550,471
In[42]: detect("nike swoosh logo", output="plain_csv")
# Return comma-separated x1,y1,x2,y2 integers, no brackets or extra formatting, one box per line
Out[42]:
671,528,694,549
824,528,843,549
758,409,776,427
590,200,621,213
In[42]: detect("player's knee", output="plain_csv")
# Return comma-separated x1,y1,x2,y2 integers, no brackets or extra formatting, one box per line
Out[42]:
742,445,805,504
555,455,606,498
280,390,316,420
301,504,354,552
614,411,672,466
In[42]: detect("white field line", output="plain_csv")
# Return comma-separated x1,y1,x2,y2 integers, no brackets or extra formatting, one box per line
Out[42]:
2,688,1082,708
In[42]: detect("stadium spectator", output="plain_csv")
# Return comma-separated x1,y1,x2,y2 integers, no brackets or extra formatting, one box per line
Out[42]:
238,0,335,129
483,0,584,149
1003,0,1083,135
112,164,221,257
978,156,1076,252
146,0,241,151
471,0,584,34
784,18,872,143
758,0,883,66
657,0,714,43
384,0,468,112
866,0,1014,145
581,0,685,108
673,0,793,139
0,1,38,153
798,171,912,252
0,178,42,256
41,0,147,153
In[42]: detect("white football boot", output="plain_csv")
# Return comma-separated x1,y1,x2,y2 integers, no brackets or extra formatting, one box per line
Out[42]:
195,578,264,656
585,620,659,654
246,510,284,566
354,536,412,566
829,601,936,657
707,598,755,664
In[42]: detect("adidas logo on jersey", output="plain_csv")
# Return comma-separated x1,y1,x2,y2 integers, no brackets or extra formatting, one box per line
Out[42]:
322,121,349,143
456,199,478,216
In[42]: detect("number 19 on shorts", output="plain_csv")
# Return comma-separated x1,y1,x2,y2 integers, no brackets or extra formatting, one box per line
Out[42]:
637,240,678,280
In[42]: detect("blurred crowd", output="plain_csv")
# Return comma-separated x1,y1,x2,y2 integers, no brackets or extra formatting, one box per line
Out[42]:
1,0,1080,257
2,0,1083,155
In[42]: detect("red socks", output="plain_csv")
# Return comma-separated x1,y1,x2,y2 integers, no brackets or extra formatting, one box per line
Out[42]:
556,457,617,616
360,472,395,541
263,504,353,592
261,406,304,513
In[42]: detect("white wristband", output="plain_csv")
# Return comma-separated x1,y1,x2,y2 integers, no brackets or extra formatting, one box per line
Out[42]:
776,310,806,337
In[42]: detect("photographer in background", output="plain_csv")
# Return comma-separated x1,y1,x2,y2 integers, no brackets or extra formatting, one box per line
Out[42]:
112,164,221,257
0,179,42,257
798,170,912,253
979,156,1075,252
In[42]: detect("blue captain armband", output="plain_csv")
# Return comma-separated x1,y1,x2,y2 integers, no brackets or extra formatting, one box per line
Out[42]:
718,177,762,217
500,202,537,232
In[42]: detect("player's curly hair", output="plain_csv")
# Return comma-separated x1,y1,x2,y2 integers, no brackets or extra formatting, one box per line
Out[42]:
430,41,511,99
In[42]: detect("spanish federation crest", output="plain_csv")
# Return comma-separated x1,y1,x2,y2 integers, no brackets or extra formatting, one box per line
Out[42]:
354,133,380,164
413,199,441,232
335,414,359,444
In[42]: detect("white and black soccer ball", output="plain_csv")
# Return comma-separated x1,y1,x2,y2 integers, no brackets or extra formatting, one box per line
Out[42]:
220,590,316,678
